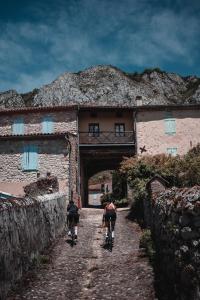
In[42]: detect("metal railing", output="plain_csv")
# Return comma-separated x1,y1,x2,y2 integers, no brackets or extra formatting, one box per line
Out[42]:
79,131,134,144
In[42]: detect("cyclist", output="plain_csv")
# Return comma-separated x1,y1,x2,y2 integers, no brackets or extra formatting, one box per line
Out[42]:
67,199,79,240
102,197,117,240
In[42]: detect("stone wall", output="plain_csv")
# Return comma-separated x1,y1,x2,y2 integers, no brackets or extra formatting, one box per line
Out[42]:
148,186,200,300
0,193,67,300
137,109,200,156
0,110,77,135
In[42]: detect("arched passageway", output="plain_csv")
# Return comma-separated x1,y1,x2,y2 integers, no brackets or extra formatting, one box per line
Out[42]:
79,145,134,207
88,170,112,207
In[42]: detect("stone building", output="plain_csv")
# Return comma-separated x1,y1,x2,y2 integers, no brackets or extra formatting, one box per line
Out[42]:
0,106,78,199
0,103,200,206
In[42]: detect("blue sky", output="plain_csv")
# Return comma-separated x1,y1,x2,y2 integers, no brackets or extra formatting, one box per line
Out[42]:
0,0,200,92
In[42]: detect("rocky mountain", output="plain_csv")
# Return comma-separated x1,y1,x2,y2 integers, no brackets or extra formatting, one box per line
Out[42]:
0,65,200,108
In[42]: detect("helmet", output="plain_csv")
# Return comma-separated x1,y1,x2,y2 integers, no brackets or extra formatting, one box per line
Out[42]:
107,195,112,203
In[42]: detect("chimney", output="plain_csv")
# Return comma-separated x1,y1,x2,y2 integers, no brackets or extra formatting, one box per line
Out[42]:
136,95,143,106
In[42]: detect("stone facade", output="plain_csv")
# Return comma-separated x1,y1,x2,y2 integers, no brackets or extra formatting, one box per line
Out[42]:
0,193,67,300
0,138,70,196
0,109,77,136
1,104,200,203
136,108,200,156
0,107,78,198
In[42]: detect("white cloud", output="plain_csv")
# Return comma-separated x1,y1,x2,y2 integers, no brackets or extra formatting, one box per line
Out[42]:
0,0,199,92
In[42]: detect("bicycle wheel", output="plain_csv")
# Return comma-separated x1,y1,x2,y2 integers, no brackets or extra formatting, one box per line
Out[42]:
70,217,76,246
71,225,75,246
108,218,113,251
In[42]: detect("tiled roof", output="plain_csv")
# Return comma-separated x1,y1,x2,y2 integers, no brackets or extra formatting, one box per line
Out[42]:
0,103,200,115
0,105,77,115
0,104,135,114
0,131,75,140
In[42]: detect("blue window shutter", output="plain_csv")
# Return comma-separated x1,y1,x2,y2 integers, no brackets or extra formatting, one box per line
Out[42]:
165,112,173,119
29,145,38,170
22,145,38,170
167,147,177,156
13,117,24,134
165,119,176,134
42,116,53,133
22,146,29,170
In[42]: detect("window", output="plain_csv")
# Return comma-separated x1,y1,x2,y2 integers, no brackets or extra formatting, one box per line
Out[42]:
88,123,99,137
164,112,176,135
167,147,177,156
12,117,24,134
42,116,54,134
115,123,125,136
22,145,38,171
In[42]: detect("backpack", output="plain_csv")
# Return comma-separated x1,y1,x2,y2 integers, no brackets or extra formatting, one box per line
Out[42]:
68,203,78,214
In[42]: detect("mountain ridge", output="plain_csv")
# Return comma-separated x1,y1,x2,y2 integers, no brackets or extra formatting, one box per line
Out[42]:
0,65,200,108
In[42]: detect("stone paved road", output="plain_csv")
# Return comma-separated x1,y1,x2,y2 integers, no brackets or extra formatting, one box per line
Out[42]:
7,208,155,300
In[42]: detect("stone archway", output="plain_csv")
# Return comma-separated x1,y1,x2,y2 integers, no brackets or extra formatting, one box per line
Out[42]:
87,170,112,207
79,145,134,207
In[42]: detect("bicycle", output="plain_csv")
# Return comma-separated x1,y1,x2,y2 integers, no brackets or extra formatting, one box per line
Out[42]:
67,216,77,247
105,216,114,252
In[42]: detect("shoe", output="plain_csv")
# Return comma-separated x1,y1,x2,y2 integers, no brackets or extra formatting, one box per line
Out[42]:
68,231,71,236
74,235,77,240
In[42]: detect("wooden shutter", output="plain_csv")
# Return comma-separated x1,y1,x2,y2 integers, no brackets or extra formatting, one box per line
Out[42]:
22,145,38,170
164,112,176,135
42,116,53,133
167,147,177,156
12,117,24,134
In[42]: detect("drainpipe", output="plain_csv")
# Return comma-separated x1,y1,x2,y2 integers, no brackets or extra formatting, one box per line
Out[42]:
133,109,138,155
64,134,72,201
77,105,81,208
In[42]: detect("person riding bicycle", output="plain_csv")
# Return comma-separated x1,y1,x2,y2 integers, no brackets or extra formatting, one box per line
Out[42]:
67,199,79,240
102,196,117,240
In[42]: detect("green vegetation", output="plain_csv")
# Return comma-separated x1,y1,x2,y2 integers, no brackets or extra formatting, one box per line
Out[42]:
89,170,112,185
120,144,200,223
125,67,165,82
100,170,128,208
181,78,200,100
100,193,129,208
139,229,155,263
31,254,50,266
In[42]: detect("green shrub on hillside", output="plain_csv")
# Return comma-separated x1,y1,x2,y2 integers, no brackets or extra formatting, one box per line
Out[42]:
100,193,129,208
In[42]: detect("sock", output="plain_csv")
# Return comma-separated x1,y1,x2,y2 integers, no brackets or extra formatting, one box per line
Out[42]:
75,226,78,235
112,231,115,238
105,228,108,237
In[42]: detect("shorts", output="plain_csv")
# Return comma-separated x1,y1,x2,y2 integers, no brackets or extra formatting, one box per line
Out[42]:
105,212,117,222
67,213,79,225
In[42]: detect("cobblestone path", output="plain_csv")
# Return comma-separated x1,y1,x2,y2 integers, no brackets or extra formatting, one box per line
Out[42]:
8,208,155,300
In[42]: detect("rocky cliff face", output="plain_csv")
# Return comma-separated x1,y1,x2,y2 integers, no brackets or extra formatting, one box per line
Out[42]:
1,65,200,108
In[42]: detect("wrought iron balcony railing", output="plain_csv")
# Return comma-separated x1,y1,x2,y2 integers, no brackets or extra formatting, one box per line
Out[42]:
79,131,134,145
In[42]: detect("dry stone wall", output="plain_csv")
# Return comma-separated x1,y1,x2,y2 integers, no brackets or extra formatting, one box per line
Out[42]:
0,193,67,300
149,186,200,300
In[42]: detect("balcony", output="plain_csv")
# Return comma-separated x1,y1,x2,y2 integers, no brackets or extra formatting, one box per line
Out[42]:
79,131,134,145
